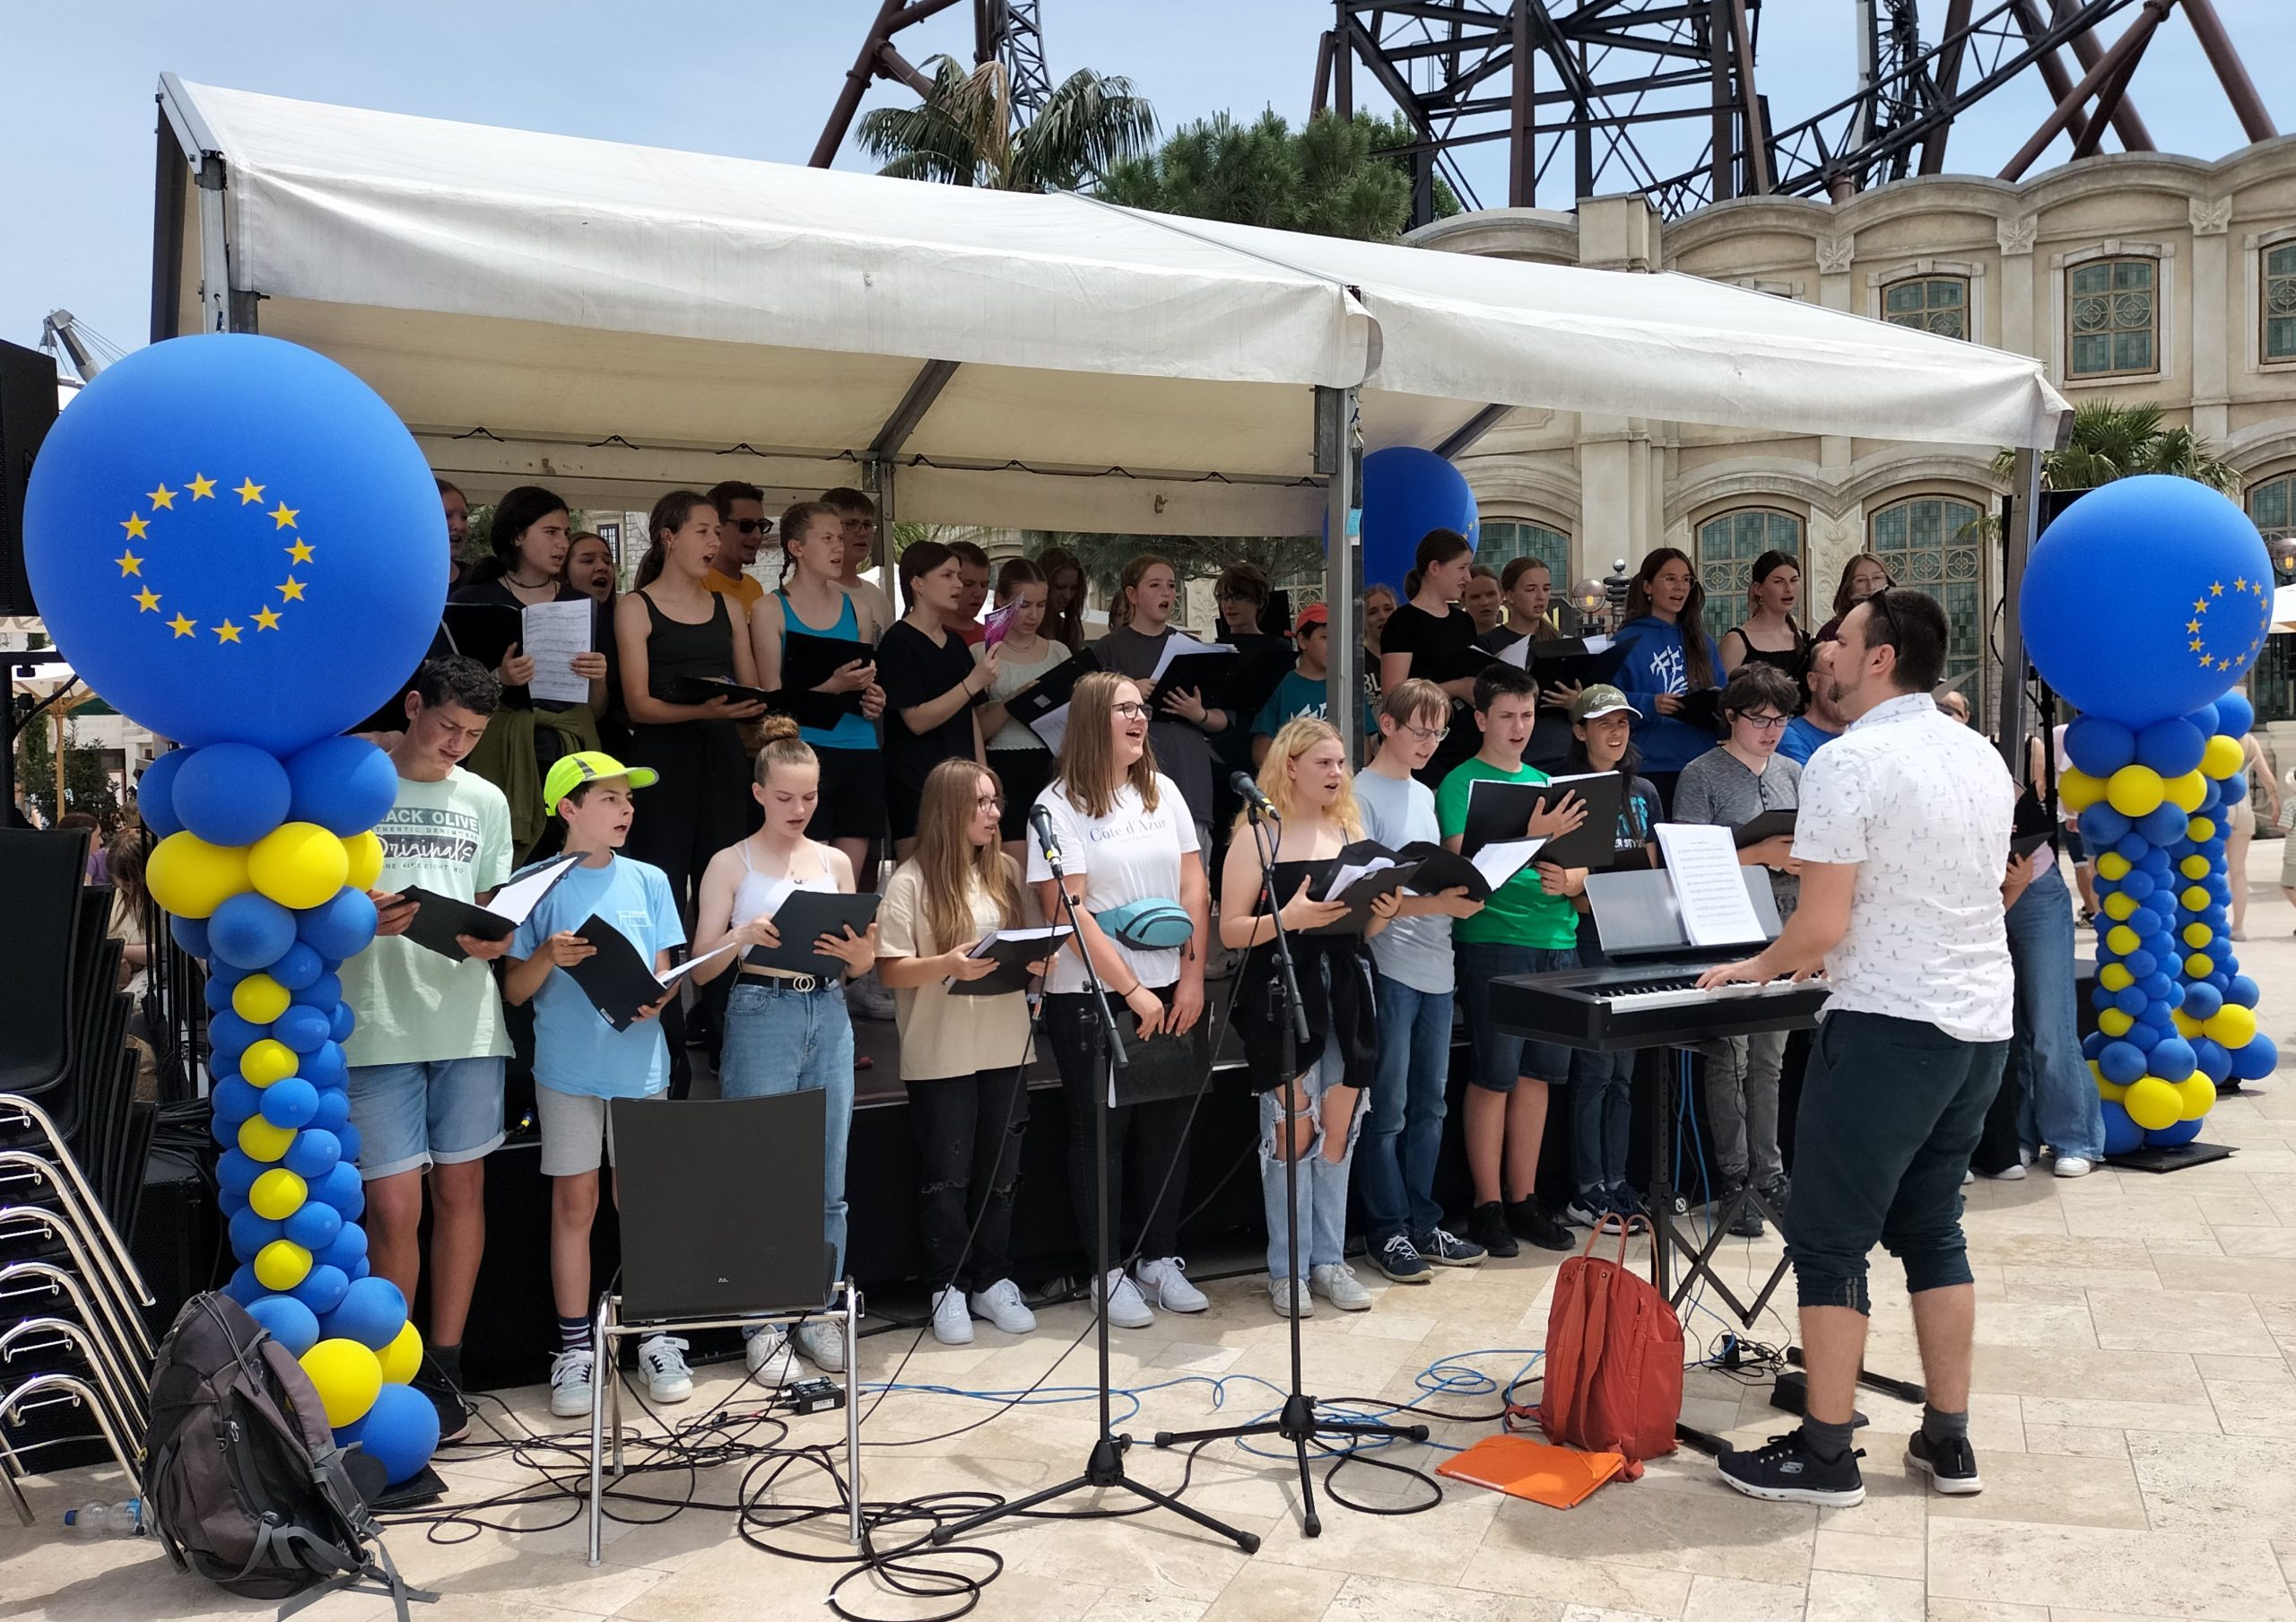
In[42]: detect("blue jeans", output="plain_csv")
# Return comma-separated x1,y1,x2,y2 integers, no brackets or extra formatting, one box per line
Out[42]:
1568,1047,1633,1194
1260,1040,1363,1279
1359,975,1453,1244
2005,860,2105,1161
720,980,854,1280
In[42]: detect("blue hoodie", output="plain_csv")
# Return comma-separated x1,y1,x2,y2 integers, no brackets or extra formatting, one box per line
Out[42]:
1610,615,1724,775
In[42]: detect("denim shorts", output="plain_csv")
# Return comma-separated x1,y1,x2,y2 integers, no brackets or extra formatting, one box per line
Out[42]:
1456,940,1578,1093
345,1056,506,1180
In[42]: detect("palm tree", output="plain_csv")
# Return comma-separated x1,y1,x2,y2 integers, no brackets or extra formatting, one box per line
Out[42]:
856,57,1157,193
1993,401,2242,494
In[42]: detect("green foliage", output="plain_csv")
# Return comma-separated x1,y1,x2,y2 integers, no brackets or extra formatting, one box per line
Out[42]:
13,718,118,826
1994,402,2242,494
857,57,1158,193
1100,109,1460,242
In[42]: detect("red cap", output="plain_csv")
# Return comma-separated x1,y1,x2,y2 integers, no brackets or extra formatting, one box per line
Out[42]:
1293,603,1328,638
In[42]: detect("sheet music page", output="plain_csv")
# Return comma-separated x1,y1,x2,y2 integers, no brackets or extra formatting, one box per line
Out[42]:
655,940,739,988
522,600,593,705
487,853,581,927
1470,835,1546,892
1029,702,1071,754
1654,823,1766,947
1320,856,1396,900
1496,637,1532,669
1147,632,1236,684
966,926,1072,957
1581,634,1614,655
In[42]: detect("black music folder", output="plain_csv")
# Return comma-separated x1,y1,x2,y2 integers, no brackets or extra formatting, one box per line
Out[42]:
950,926,1074,996
1001,651,1098,724
1527,637,1627,688
1147,649,1240,711
1396,840,1494,903
396,853,580,962
782,631,877,716
439,602,522,673
668,675,775,708
1266,847,1420,937
744,890,883,980
561,913,674,1032
1731,809,1798,849
1462,772,1625,870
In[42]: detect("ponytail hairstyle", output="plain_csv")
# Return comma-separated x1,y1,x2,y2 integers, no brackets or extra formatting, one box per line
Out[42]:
1117,554,1176,627
1623,545,1715,692
752,712,818,785
1402,528,1473,600
636,490,716,590
777,500,842,586
911,758,1023,957
474,484,570,583
994,555,1046,600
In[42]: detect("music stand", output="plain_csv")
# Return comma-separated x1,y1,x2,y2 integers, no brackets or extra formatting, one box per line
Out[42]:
586,1092,861,1564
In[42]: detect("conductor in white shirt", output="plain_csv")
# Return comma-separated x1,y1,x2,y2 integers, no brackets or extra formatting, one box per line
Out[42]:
1697,589,2036,1509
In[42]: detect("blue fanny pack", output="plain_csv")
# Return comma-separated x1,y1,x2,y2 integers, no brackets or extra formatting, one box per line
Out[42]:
1093,897,1194,951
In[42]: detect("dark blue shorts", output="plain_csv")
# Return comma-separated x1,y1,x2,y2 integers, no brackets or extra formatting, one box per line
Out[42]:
1455,940,1578,1093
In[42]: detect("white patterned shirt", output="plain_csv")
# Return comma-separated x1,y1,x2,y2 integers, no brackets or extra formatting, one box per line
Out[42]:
1791,692,2015,1042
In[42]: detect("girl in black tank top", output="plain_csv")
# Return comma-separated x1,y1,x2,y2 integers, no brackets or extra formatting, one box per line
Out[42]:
1718,550,1813,698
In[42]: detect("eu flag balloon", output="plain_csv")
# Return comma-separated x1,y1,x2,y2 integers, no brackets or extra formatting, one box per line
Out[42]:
22,334,446,755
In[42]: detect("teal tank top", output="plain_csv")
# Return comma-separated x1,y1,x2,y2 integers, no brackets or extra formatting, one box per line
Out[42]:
778,586,877,751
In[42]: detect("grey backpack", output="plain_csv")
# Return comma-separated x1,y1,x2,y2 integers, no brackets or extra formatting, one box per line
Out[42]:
144,1292,431,1618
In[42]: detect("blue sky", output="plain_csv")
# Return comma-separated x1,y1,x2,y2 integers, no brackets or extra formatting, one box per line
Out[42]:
5,0,2290,362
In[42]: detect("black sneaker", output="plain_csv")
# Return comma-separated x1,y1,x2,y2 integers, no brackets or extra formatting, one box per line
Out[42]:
1564,1190,1607,1229
1726,1196,1767,1239
413,1367,471,1445
1469,1200,1519,1260
1761,1175,1791,1219
1904,1430,1984,1496
1415,1226,1487,1268
1718,1427,1866,1506
1371,1232,1431,1283
1508,1198,1577,1252
1604,1183,1652,1235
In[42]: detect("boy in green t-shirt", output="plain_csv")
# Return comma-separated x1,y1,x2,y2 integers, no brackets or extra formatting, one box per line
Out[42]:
1437,663,1589,1259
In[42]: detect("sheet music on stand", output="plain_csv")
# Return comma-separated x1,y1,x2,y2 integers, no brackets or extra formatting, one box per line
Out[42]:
1653,824,1766,948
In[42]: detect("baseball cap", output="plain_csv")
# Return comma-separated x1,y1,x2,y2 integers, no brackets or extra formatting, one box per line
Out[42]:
1571,684,1634,722
544,750,660,814
1293,602,1328,638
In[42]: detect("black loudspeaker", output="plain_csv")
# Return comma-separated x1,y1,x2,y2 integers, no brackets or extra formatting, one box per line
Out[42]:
0,340,61,617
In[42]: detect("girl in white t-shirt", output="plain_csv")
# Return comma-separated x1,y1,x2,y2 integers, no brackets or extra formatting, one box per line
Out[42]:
1029,672,1213,1330
876,759,1057,1346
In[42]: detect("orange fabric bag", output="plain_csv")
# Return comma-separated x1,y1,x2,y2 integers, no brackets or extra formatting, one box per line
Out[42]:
1530,1225,1684,1470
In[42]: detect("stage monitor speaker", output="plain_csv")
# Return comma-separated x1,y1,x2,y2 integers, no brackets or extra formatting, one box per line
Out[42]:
0,340,61,618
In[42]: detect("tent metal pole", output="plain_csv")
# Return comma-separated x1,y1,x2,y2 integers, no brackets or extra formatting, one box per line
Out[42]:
1998,446,2043,785
866,456,896,610
1318,386,1363,764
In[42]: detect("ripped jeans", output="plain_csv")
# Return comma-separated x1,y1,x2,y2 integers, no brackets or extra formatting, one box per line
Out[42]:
906,1068,1029,1292
1260,1038,1364,1281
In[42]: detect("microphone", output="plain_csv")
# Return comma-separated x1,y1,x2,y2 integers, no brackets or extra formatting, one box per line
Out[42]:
1028,802,1065,870
1230,771,1281,821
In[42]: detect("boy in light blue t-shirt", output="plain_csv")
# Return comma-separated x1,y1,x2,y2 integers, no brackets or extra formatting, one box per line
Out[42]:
503,751,686,1419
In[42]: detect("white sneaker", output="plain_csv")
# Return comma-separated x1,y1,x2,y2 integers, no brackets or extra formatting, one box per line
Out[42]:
1268,1277,1315,1318
2020,1146,2038,1167
637,1335,692,1404
549,1347,596,1418
930,1286,974,1347
970,1278,1037,1335
794,1319,847,1373
1134,1256,1208,1313
1093,1269,1154,1330
1979,1163,2026,1182
2053,1155,2097,1179
1310,1262,1374,1312
847,969,897,1021
1962,1168,1975,1185
744,1325,796,1386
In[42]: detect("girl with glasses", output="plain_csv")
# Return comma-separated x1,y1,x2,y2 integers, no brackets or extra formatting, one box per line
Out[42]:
1093,554,1230,851
970,558,1061,868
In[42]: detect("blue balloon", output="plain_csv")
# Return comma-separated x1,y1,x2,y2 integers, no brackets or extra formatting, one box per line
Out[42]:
245,1294,323,1357
2135,718,2206,778
2063,715,2136,777
21,334,447,754
2111,985,2149,1017
269,943,326,993
2128,1023,2162,1052
209,1110,241,1150
2080,805,2133,847
206,1010,263,1060
223,1263,265,1306
321,1277,409,1353
2148,1115,2207,1147
2214,693,2254,736
2020,475,2274,725
2140,972,2175,1001
169,911,211,959
217,1148,262,1203
1357,446,1478,594
2121,869,2156,901
336,1123,363,1165
2114,832,2152,863
2194,1037,2233,1083
283,1127,344,1181
286,736,399,835
313,1160,366,1218
2229,973,2261,1008
2149,1037,2196,1082
208,892,299,972
136,747,191,838
2187,703,2222,735
2100,1099,2143,1155
2183,981,2225,1021
272,1003,334,1054
212,1075,262,1125
329,1003,357,1044
2139,804,2192,846
2098,1040,2147,1085
171,742,292,848
283,1199,343,1253
228,1207,284,1263
2089,985,2115,1013
2125,949,2158,979
290,1263,352,1317
2139,1002,2175,1030
258,1076,320,1129
316,1224,368,1275
302,1042,348,1092
310,1086,351,1135
298,888,378,962
339,1382,439,1485
2139,847,2172,874
350,1256,372,1281
2232,1033,2279,1081
204,974,240,1016
290,970,343,1009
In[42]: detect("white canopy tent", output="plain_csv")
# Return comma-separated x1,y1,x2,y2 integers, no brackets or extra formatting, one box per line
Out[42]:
149,75,2072,760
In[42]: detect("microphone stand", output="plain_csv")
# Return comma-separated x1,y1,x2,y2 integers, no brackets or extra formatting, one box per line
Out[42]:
1150,795,1424,1538
931,821,1257,1554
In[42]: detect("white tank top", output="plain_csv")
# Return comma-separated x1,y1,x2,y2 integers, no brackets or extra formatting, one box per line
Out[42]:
733,836,840,933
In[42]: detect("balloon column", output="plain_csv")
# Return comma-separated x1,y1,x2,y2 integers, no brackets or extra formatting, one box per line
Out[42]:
22,335,447,1482
2019,475,2279,1155
1358,446,1479,594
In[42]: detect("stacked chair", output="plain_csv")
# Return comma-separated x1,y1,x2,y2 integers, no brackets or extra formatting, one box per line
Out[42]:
0,826,160,1520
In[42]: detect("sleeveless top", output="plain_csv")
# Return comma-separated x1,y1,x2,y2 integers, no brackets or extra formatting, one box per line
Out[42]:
1726,622,1813,689
734,838,842,977
776,586,876,751
640,589,736,702
982,635,1062,754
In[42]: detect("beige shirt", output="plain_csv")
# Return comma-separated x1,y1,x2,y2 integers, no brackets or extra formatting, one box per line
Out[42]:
878,862,1039,1081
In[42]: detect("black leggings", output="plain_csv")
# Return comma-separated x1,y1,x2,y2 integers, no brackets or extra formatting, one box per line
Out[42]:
905,1068,1029,1291
1042,993,1194,1267
622,719,752,914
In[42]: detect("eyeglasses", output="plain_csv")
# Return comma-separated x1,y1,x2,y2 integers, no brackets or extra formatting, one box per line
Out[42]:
727,519,770,535
977,792,1005,810
1736,712,1790,731
1400,723,1450,743
1112,702,1151,720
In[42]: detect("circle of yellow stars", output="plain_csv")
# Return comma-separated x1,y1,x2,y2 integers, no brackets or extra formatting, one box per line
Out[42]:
2185,575,2271,674
117,474,313,642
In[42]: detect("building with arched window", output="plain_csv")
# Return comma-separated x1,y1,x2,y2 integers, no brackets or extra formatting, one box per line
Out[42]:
1410,137,2296,727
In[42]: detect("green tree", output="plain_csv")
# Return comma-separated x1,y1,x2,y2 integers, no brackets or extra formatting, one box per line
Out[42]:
11,717,117,826
1994,401,2241,494
1100,109,1460,243
14,715,53,823
857,57,1157,192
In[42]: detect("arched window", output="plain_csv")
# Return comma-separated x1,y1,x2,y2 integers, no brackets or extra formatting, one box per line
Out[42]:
1868,494,1984,705
1477,519,1570,583
2265,245,2296,364
2248,473,2296,724
1694,508,1802,641
1883,275,1969,341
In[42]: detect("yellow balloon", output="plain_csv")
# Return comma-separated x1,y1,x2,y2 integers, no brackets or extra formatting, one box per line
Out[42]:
2175,1074,2217,1121
2099,1008,2135,1037
2095,851,2133,881
2059,767,2107,812
2106,765,2166,818
2203,733,2246,780
2189,816,2218,843
299,1339,383,1428
2180,885,2213,912
232,973,291,1025
2180,854,2213,881
2104,924,2141,957
248,822,351,911
341,831,385,893
377,1321,423,1387
146,832,251,920
2172,1008,2203,1038
254,1237,313,1291
2205,1004,2258,1049
249,1167,308,1221
2099,963,2135,991
2184,922,2214,949
238,1116,296,1163
2125,1077,2181,1131
2099,1079,2130,1103
241,1039,299,1087
2164,772,2207,814
2186,952,2214,977
2102,893,2137,921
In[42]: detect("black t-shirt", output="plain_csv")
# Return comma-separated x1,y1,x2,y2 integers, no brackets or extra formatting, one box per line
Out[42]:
879,619,978,793
447,578,601,712
1380,601,1482,786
